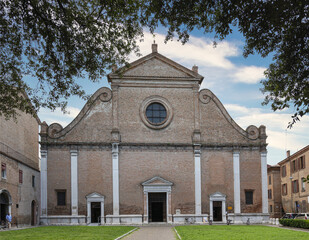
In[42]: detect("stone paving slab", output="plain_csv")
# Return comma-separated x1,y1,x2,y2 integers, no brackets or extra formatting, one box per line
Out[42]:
124,226,176,240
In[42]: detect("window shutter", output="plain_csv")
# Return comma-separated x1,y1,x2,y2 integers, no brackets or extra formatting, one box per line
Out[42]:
19,170,23,183
297,180,299,192
304,156,306,168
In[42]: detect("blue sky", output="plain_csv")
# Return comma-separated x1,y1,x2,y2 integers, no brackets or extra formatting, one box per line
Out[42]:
38,29,309,166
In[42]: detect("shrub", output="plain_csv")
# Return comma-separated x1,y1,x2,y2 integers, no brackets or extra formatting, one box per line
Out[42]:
279,219,309,229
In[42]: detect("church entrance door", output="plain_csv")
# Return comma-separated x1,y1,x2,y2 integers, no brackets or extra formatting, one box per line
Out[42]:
213,201,222,221
0,191,10,225
148,192,166,222
91,202,101,223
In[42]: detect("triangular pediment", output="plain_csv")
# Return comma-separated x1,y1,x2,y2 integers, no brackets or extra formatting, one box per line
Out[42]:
142,176,173,186
209,192,226,201
86,192,104,199
108,52,203,83
123,57,193,78
210,192,226,198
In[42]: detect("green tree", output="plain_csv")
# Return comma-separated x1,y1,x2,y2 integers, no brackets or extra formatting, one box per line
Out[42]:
140,0,308,127
1,0,308,126
303,175,309,183
0,0,142,119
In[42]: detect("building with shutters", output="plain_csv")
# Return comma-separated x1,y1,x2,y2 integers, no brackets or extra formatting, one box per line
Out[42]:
40,44,269,225
279,146,309,214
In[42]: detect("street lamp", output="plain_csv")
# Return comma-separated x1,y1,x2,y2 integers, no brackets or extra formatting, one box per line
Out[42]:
290,176,293,213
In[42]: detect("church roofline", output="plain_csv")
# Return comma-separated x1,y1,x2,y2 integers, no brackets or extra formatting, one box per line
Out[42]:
107,51,204,84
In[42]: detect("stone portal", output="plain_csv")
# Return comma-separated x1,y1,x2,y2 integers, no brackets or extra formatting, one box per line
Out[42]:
148,192,166,222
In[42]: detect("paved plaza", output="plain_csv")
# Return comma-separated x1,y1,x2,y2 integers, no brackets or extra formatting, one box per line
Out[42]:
124,226,176,240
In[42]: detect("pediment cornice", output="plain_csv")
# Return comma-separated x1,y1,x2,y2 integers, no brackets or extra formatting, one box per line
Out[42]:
141,176,173,186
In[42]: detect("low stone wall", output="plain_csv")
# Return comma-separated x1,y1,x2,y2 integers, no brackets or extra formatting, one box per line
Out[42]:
40,215,86,225
228,213,269,224
105,215,143,224
173,214,209,224
40,213,269,225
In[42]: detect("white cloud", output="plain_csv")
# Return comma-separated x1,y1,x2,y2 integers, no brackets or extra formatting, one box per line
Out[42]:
39,107,80,127
132,32,239,69
226,104,259,115
226,104,309,164
133,31,267,87
233,66,266,84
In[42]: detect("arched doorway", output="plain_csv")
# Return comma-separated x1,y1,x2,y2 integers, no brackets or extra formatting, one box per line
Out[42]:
31,200,37,225
0,190,12,226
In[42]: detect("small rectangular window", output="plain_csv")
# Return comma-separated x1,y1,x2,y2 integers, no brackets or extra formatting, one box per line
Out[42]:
56,190,66,206
299,156,305,169
292,160,297,172
292,180,299,193
1,163,6,179
281,165,286,177
269,175,271,185
268,189,272,199
270,205,273,213
32,175,35,188
282,184,287,195
245,190,253,205
19,170,23,184
301,178,306,192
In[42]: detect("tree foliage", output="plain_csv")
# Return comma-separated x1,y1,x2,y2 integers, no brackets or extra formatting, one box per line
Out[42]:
1,0,308,125
140,0,308,126
0,0,142,119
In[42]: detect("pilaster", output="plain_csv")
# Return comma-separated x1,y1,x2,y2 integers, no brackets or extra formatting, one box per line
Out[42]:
143,192,148,223
233,151,241,214
70,149,78,216
112,143,119,216
112,85,119,130
194,144,202,215
261,151,268,213
193,87,200,130
40,150,48,217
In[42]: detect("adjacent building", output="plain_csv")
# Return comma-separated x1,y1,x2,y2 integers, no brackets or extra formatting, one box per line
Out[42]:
267,165,282,218
40,44,269,225
279,145,309,213
0,100,41,227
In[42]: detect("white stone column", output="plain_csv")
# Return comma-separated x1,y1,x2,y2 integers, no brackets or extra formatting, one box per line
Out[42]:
194,146,202,215
167,192,172,223
101,200,105,224
40,150,48,217
143,192,148,223
70,150,78,216
261,152,268,213
112,143,119,216
233,151,241,214
209,200,213,220
87,201,91,224
222,200,226,223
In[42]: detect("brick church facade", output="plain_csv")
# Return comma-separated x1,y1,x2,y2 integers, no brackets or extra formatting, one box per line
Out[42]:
40,44,269,224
